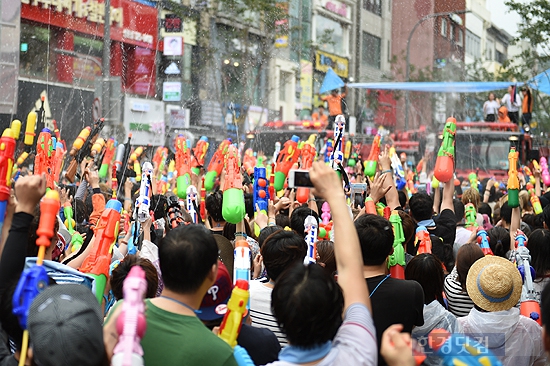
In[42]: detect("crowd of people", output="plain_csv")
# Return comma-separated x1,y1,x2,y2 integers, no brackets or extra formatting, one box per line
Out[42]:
483,85,533,127
2,133,550,366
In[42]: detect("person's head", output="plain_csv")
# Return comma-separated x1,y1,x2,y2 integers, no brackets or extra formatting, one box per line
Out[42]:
486,226,510,258
430,235,455,273
222,220,254,241
478,203,492,222
110,255,159,300
159,224,219,294
398,210,416,245
508,85,514,94
398,190,408,209
205,190,224,223
499,201,512,225
28,205,60,259
542,204,550,230
354,214,394,266
408,192,433,222
488,92,495,101
28,284,106,366
318,105,325,113
290,207,320,239
258,225,283,249
466,255,522,312
462,188,480,210
244,193,254,221
261,230,307,281
405,254,445,306
456,243,484,290
272,263,343,348
453,199,465,223
316,240,336,278
276,213,290,228
523,213,544,231
198,261,233,328
519,190,530,211
541,282,550,352
528,229,550,280
331,89,338,96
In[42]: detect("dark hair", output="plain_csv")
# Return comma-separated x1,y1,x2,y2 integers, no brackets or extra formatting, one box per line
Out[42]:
0,279,24,349
405,254,445,306
272,263,343,348
541,279,550,329
523,213,544,231
487,227,509,257
354,214,394,266
206,190,224,223
290,207,320,239
258,226,283,248
408,192,433,221
456,243,484,290
244,193,254,221
316,240,336,277
158,224,219,293
499,201,512,224
431,235,454,273
275,214,290,228
222,220,254,241
261,230,307,281
74,198,88,224
543,204,550,230
528,229,550,280
110,255,159,300
478,203,492,222
398,190,407,208
28,205,59,257
453,199,465,224
398,211,415,245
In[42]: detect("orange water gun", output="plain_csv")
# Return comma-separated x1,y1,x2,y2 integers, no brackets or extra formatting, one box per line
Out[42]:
526,183,543,215
274,135,300,191
242,148,256,177
222,145,246,224
175,135,192,199
507,147,520,208
34,129,55,190
0,128,16,230
415,226,431,254
192,136,209,172
296,142,316,204
99,138,116,179
152,146,168,174
434,117,456,183
364,135,380,178
205,139,232,191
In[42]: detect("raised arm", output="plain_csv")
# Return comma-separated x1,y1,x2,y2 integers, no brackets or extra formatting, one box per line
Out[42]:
509,206,521,252
440,179,454,213
309,161,371,312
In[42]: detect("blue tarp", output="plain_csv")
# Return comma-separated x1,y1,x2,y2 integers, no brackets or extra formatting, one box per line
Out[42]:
320,68,345,94
527,68,550,95
347,81,516,93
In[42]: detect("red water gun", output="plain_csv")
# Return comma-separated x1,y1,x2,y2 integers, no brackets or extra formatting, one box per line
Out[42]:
175,135,192,199
415,226,431,254
34,128,55,190
242,148,256,177
205,139,232,191
0,128,16,230
99,138,116,179
192,136,209,171
80,200,122,304
364,134,380,178
36,190,61,264
222,145,246,224
274,135,300,192
434,117,456,183
296,142,316,204
53,140,65,185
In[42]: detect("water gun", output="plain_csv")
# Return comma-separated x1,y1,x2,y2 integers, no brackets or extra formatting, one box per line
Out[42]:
136,162,153,223
296,142,316,204
388,210,405,279
465,203,478,230
111,165,119,198
364,134,380,178
63,202,84,253
205,139,231,191
174,135,192,199
526,183,543,214
364,197,377,215
468,172,479,191
242,149,256,177
523,165,535,185
507,147,520,208
111,266,147,366
114,141,126,173
540,157,550,186
434,117,456,183
344,140,352,160
268,164,275,201
274,136,300,192
0,128,16,231
428,329,502,366
14,151,29,172
166,196,184,229
12,189,59,366
406,171,417,196
321,201,331,224
10,120,21,141
186,185,199,223
330,116,345,170
129,146,144,166
33,128,55,190
273,141,281,162
152,146,168,176
200,177,206,221
116,135,137,186
253,167,269,236
53,141,65,184
390,147,406,190
234,239,250,284
303,215,318,264
192,136,209,174
515,231,541,324
80,199,122,304
167,159,175,182
476,228,493,256
65,118,105,182
415,226,431,254
323,139,333,163
222,145,246,224
99,138,116,178
91,137,105,160
24,110,37,149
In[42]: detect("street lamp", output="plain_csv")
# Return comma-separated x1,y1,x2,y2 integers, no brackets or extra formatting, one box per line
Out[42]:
404,9,471,130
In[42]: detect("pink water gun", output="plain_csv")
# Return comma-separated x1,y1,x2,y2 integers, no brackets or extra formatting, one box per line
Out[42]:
540,157,550,186
321,201,331,225
112,266,147,366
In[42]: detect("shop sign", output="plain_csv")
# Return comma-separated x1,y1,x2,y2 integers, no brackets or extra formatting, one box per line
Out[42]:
21,0,123,26
300,60,313,109
163,82,182,102
124,97,165,146
320,0,351,20
315,50,349,78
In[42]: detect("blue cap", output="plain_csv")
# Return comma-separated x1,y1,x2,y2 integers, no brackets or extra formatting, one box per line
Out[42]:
106,199,122,213
291,135,300,143
200,136,208,141
42,128,51,133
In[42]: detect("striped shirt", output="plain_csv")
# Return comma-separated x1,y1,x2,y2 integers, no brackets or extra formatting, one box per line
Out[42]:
249,278,288,347
444,267,475,317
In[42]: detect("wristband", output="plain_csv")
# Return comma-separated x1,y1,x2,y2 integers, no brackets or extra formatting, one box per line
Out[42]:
381,169,392,175
235,231,247,239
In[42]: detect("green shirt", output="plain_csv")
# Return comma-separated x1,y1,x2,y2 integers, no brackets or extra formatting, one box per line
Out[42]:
109,299,237,366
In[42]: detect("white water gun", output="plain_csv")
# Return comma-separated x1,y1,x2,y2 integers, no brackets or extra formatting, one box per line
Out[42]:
186,185,199,224
136,162,153,223
303,215,318,264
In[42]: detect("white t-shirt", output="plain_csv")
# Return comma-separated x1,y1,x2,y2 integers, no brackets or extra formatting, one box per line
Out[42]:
502,93,521,112
483,100,500,115
249,279,288,346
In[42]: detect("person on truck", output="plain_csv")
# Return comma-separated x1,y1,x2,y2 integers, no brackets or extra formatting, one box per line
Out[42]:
483,92,500,122
501,85,521,124
311,105,329,129
319,85,348,127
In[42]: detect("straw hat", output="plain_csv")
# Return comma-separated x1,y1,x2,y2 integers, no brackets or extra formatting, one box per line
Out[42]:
466,255,522,312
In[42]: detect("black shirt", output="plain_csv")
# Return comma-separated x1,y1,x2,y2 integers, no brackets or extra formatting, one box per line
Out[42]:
238,324,281,365
408,209,457,255
366,275,424,366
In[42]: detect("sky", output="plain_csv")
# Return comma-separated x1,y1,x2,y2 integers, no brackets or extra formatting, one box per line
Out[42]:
486,0,522,37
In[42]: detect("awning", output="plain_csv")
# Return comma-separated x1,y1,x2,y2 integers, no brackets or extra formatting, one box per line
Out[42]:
347,81,516,93
527,68,550,95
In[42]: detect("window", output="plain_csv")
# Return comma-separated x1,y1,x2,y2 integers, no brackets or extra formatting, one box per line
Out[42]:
20,23,53,80
486,38,494,60
456,29,464,46
363,0,382,16
362,32,381,69
279,71,290,101
387,40,391,61
466,30,481,58
316,16,345,55
496,50,506,64
441,19,448,37
450,25,455,42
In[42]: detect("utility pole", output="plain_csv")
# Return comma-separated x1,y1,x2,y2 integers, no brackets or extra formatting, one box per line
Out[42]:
102,0,111,123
